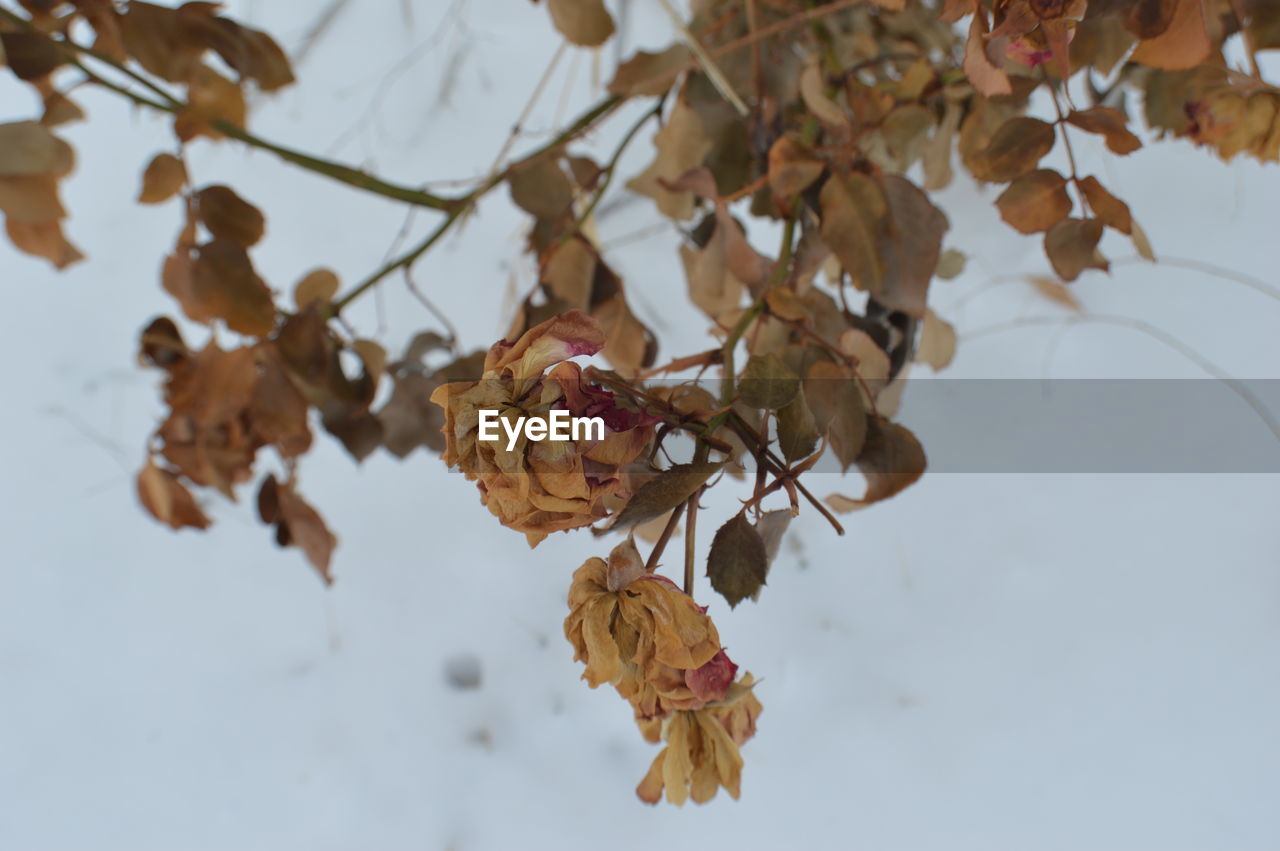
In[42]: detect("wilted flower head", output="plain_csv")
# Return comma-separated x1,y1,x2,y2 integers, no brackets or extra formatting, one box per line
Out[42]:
564,538,740,718
429,311,656,546
635,674,763,806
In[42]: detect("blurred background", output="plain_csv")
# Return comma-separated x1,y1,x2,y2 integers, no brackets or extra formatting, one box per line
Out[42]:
1,1,1278,848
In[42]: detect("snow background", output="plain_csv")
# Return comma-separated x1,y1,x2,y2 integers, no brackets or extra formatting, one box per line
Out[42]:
1,2,1278,849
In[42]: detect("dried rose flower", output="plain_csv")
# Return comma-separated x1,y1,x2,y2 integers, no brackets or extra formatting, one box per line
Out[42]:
564,538,729,719
429,310,656,546
635,674,763,806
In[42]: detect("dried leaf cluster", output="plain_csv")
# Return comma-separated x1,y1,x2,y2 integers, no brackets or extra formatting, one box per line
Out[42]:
3,0,1275,804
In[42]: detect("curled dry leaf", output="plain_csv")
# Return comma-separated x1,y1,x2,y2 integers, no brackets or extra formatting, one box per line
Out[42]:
996,168,1073,234
799,60,850,129
257,474,338,584
138,153,187,204
137,458,210,531
964,9,1013,97
827,417,926,512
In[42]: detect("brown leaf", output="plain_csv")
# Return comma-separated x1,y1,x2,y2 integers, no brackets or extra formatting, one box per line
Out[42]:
970,117,1056,182
1065,107,1143,155
1126,0,1178,38
1044,217,1109,281
917,309,957,371
964,10,1013,97
1129,0,1211,70
5,217,83,268
0,31,67,80
608,45,690,96
175,65,246,141
293,268,340,310
249,344,312,457
542,235,595,309
187,239,276,336
545,0,615,47
138,153,187,204
827,417,926,511
819,170,886,296
138,316,189,369
258,475,337,584
876,176,948,319
195,184,265,247
799,60,850,128
612,462,723,530
508,155,575,219
1026,274,1083,310
936,247,966,280
1078,176,1133,234
680,215,746,320
41,90,86,127
805,360,868,472
137,458,210,530
197,17,295,91
706,514,768,608
120,1,203,82
996,168,1073,234
0,121,75,177
739,353,800,410
627,102,713,221
767,136,824,206
0,174,65,223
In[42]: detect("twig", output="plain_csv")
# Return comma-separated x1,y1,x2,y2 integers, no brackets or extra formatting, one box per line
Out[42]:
684,488,701,595
645,500,686,572
574,98,666,232
331,95,627,311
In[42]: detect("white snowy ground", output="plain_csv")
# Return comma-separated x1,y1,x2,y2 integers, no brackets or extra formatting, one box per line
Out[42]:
1,2,1278,849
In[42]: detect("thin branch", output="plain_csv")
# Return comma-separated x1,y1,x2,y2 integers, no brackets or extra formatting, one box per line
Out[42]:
574,98,665,232
331,95,627,311
683,488,701,595
645,501,685,573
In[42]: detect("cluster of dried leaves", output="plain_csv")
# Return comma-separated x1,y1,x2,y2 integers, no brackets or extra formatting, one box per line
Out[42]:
4,0,1277,805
